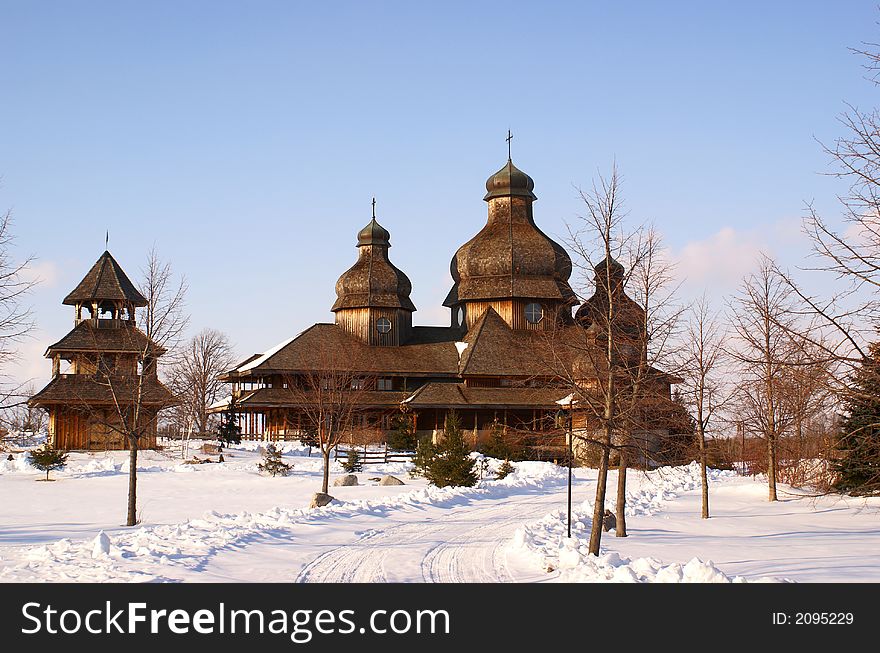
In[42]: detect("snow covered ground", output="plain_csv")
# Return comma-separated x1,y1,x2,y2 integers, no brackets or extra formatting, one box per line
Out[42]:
1,442,878,583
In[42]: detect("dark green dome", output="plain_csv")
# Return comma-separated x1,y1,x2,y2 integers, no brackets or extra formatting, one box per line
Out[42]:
357,218,391,246
483,159,537,201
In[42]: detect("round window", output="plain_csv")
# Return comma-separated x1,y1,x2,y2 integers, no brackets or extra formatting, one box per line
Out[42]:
525,303,544,324
376,317,392,334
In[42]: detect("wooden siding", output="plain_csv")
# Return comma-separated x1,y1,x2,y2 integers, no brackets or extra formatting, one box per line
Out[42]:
334,307,412,346
464,299,563,331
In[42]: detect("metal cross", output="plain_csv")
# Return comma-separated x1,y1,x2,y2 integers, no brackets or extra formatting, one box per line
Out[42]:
372,197,376,219
506,129,513,159
105,230,109,250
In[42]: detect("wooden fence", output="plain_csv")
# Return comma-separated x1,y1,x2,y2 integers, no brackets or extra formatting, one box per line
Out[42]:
333,444,415,465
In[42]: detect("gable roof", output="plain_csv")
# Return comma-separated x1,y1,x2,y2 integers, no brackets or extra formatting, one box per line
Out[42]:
63,251,147,307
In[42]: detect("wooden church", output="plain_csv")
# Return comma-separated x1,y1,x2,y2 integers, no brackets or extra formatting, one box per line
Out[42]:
29,251,175,450
215,154,687,464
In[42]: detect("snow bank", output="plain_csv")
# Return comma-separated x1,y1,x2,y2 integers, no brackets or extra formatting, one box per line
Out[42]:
508,462,782,583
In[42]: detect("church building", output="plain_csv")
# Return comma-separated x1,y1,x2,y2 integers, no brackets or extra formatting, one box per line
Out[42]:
217,155,685,463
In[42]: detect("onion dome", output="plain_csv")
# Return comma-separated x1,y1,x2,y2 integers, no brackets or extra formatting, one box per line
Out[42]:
332,217,415,312
357,218,390,246
575,256,645,339
444,158,576,307
484,159,537,201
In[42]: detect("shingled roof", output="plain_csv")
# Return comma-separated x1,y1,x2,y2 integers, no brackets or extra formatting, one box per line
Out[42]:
221,323,463,378
63,251,147,307
232,388,410,409
44,320,162,357
404,382,569,409
29,374,175,407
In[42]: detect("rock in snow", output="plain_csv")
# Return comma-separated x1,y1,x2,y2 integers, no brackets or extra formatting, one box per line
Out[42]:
309,493,335,508
91,531,111,558
333,475,359,487
379,475,405,486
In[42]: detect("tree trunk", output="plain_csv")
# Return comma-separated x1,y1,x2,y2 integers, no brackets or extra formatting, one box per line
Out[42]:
321,447,331,494
698,425,709,519
615,446,628,537
127,435,139,526
588,425,612,556
767,433,778,501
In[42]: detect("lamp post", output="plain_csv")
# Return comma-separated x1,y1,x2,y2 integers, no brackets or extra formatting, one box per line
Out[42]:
567,409,573,539
556,397,575,539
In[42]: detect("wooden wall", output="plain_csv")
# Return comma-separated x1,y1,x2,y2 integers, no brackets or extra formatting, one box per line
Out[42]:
334,307,412,345
50,407,158,451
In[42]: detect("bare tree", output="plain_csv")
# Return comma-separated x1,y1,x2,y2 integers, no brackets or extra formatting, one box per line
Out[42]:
138,245,189,368
283,346,374,496
613,226,684,537
680,294,729,518
557,164,644,555
81,249,185,526
169,329,235,437
0,210,37,409
1,382,46,434
728,255,802,501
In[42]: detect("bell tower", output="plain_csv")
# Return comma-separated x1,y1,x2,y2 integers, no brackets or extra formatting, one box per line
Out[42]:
28,250,175,450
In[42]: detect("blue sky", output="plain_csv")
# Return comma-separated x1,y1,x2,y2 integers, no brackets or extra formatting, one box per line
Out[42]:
2,1,878,385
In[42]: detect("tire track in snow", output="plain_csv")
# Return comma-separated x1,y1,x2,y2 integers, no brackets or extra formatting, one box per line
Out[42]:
295,489,564,583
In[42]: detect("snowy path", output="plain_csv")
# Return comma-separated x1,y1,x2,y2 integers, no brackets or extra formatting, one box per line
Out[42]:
293,487,561,583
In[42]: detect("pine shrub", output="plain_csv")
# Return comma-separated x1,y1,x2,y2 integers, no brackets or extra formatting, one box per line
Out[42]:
495,459,515,480
424,411,477,488
342,449,363,473
833,342,880,496
387,415,418,451
218,396,242,447
257,444,293,477
28,444,69,481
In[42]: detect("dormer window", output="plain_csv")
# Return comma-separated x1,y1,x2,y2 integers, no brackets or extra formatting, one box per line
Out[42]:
525,303,544,324
376,317,392,334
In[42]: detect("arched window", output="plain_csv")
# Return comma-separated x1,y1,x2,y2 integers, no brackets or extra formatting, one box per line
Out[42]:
525,303,544,324
376,317,392,334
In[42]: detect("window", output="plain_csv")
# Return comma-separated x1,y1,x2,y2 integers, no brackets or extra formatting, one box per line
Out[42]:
456,306,465,326
525,302,544,324
376,317,392,334
351,378,365,390
377,377,393,391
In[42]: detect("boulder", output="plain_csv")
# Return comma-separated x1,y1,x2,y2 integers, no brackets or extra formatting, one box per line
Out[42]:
333,474,359,487
378,475,405,486
602,509,617,532
309,492,335,509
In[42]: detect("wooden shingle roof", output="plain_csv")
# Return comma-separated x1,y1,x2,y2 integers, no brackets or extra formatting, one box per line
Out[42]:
44,321,162,357
29,374,176,407
222,323,464,378
404,382,568,409
63,251,147,307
